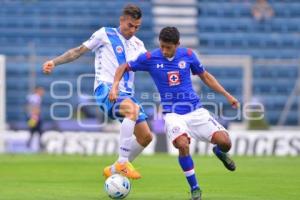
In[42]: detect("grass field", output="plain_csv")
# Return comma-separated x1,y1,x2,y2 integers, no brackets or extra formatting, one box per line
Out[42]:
0,154,299,200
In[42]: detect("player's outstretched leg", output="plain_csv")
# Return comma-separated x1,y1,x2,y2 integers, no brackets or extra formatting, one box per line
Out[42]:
211,131,236,171
103,99,142,179
174,134,202,200
128,121,152,162
103,121,152,179
103,118,142,179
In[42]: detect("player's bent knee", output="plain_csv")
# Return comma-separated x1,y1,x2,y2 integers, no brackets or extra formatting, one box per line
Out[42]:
174,137,190,156
173,135,189,150
224,142,232,152
219,141,232,152
130,104,140,119
122,101,140,121
144,133,153,145
212,131,232,152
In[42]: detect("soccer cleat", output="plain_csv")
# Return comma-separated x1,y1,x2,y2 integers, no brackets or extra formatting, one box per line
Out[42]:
114,161,141,180
191,188,202,200
103,165,114,179
213,146,236,171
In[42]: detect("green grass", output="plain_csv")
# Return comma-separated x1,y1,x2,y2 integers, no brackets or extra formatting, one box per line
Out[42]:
0,154,299,200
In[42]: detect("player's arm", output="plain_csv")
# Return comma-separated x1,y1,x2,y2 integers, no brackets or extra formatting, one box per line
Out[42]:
43,44,90,74
109,63,129,102
188,49,239,108
198,71,239,108
109,52,149,101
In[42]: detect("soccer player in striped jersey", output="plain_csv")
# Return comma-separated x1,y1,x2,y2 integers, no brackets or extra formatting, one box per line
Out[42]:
42,4,153,180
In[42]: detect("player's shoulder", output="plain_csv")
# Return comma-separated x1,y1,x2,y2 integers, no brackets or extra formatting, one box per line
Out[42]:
101,27,118,35
139,48,159,56
151,48,161,55
177,47,194,57
90,27,107,38
131,35,145,48
145,48,162,59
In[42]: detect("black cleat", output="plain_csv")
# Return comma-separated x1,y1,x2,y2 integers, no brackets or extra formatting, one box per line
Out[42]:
213,146,236,171
191,188,202,200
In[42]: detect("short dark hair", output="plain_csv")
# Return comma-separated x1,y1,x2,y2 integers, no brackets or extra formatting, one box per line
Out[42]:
122,4,142,20
159,27,180,44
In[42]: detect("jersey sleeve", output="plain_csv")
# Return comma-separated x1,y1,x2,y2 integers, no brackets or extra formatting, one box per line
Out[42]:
190,50,205,75
83,28,105,52
127,52,150,72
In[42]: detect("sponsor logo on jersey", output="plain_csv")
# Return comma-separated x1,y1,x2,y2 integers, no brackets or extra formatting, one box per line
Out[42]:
167,71,181,86
157,63,164,68
178,60,186,69
116,45,123,54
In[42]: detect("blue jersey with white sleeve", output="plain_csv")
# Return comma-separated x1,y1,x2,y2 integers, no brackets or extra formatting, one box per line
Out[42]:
128,47,205,115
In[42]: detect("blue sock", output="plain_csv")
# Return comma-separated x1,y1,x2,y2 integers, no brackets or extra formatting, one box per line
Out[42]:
214,145,225,157
178,155,200,191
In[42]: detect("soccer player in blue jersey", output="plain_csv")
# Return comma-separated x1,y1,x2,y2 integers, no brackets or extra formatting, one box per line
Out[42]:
110,27,239,200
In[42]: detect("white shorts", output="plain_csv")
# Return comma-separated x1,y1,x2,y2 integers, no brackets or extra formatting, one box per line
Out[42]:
164,108,227,143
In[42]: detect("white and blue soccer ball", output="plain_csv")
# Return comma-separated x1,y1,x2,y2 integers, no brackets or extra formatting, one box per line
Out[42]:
104,174,131,199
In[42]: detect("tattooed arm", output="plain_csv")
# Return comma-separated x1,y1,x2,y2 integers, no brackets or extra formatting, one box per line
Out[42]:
43,45,90,74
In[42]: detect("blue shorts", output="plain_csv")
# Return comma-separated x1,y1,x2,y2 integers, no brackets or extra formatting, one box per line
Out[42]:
94,83,148,124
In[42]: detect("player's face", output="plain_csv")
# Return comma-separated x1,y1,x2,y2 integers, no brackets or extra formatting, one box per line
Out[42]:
119,16,141,39
159,41,179,58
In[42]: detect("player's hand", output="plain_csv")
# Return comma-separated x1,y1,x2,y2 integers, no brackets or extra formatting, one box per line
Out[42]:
109,85,119,102
226,94,240,109
43,60,55,74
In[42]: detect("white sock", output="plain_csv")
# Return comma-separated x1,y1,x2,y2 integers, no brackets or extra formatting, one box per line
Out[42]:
128,137,145,162
118,118,136,163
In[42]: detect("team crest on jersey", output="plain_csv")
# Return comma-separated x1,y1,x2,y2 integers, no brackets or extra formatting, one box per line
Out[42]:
116,45,123,54
172,126,181,134
178,60,186,69
167,71,181,86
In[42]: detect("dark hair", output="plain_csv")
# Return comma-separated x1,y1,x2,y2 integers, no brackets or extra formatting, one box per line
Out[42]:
122,4,142,20
159,27,180,44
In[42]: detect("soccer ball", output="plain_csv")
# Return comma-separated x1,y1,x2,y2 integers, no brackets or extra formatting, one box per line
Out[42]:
104,174,131,199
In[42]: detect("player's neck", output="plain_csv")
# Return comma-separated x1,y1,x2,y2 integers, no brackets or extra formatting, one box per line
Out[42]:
160,47,178,61
117,27,131,40
166,56,175,61
164,50,177,61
